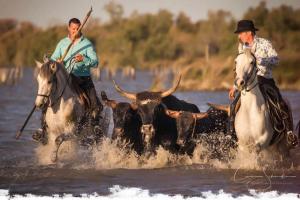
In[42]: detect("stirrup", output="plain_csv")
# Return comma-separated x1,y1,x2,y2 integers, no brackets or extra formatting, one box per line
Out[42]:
287,131,298,148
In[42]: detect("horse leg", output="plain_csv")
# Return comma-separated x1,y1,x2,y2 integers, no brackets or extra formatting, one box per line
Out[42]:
75,114,101,147
32,128,48,145
51,134,76,162
33,107,48,145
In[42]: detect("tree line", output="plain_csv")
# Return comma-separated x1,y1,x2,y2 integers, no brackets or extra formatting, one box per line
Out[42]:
0,1,299,88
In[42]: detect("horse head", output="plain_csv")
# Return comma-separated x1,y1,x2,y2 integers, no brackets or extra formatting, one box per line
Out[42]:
35,55,64,108
234,48,257,91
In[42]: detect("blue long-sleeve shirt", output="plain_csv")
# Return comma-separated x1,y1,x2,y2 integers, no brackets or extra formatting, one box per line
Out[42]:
51,36,98,77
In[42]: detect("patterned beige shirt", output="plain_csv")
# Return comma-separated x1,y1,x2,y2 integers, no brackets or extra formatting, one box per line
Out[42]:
240,36,279,79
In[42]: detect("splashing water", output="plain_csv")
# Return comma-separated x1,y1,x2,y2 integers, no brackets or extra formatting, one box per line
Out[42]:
33,129,299,171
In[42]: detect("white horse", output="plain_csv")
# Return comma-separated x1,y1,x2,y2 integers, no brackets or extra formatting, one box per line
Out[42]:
209,47,293,160
233,48,292,158
35,56,105,164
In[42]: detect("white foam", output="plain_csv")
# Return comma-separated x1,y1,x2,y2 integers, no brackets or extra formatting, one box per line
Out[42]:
0,186,299,200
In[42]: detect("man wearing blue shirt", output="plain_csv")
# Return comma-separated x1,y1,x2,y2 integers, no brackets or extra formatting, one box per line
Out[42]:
51,18,102,119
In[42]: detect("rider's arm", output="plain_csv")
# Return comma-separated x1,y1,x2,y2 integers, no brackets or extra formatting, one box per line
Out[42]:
82,41,98,68
257,40,279,68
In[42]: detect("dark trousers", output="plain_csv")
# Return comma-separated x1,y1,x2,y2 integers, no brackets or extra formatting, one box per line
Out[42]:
71,74,103,114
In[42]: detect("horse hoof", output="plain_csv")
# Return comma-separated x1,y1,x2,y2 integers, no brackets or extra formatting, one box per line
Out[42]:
287,131,299,148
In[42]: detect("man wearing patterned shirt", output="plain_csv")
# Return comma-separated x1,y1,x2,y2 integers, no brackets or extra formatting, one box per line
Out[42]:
228,20,298,148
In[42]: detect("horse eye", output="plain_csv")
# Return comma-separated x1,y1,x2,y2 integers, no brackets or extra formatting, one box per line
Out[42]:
48,80,52,84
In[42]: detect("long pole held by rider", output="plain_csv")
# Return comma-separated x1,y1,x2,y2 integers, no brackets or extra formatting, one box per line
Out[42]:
15,7,93,140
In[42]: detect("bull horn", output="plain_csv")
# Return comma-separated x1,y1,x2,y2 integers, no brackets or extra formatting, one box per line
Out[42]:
207,103,230,116
192,112,208,119
112,80,136,101
161,75,181,98
165,109,181,119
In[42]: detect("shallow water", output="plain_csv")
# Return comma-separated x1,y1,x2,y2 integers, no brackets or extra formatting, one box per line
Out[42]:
0,68,300,197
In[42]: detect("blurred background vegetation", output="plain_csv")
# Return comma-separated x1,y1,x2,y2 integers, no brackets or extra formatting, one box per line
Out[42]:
0,1,299,90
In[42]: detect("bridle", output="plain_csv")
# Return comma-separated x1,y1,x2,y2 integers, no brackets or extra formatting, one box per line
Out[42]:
235,52,258,92
37,58,76,108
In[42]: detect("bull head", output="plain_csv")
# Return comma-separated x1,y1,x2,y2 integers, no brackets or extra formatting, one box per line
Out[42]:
112,75,182,149
101,91,138,140
165,109,208,146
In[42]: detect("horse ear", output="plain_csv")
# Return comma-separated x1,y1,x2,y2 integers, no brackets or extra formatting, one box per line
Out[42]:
165,109,181,119
43,54,49,63
238,42,243,53
35,60,43,69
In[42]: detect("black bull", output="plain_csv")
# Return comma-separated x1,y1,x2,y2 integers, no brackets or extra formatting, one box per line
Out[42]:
165,107,237,154
112,76,200,153
101,91,143,155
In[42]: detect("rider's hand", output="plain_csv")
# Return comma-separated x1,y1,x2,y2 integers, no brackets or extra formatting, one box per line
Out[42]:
229,87,236,100
75,54,84,62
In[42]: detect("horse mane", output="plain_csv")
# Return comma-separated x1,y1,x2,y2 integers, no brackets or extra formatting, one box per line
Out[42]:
39,61,56,79
41,61,91,109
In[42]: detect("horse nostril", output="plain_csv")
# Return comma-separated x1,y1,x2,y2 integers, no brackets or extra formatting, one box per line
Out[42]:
240,80,245,86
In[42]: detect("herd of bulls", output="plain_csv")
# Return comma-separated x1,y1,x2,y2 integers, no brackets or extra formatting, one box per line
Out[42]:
101,76,237,158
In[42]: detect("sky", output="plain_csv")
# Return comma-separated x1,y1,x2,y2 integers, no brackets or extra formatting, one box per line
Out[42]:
1,0,300,28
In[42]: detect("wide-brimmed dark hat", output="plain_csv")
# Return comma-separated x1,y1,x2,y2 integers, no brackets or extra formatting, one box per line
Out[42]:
234,20,259,34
